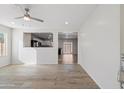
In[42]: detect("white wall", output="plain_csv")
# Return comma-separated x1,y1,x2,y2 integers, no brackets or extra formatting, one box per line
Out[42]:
12,29,77,64
0,25,12,67
79,5,120,88
23,33,31,47
120,5,124,53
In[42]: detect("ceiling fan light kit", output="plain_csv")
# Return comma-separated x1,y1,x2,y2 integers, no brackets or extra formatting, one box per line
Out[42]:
23,16,31,21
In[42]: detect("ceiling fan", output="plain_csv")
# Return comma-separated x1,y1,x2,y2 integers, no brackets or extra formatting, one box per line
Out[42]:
15,8,44,22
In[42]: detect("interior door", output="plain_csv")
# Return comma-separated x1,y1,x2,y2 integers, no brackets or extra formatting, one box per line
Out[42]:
63,41,73,54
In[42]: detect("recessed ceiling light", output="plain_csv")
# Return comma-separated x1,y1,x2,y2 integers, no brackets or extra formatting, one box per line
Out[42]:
11,22,15,25
65,21,69,25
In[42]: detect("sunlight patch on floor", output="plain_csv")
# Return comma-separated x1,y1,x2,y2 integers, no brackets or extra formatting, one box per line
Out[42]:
62,54,73,64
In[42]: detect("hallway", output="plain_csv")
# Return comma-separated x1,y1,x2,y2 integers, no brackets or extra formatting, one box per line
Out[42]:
0,64,99,89
58,54,77,64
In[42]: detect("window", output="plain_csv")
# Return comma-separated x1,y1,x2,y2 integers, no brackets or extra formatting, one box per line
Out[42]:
0,32,7,56
63,41,73,54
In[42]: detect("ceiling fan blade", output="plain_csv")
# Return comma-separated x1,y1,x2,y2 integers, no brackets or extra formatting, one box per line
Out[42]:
14,16,24,19
30,17,44,22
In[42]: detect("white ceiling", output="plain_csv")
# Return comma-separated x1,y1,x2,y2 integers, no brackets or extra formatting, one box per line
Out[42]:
0,4,97,30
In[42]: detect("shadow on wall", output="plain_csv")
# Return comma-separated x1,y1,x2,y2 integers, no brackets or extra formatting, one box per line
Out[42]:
18,40,37,64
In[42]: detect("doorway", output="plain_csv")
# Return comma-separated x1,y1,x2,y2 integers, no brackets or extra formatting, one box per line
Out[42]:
58,32,78,64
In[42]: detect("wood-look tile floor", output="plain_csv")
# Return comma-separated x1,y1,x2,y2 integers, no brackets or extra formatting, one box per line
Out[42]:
0,64,99,89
